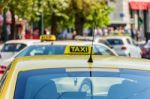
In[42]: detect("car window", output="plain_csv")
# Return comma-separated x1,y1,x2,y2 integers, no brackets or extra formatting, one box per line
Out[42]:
14,68,150,99
98,40,113,48
94,45,115,55
145,42,150,47
17,45,115,57
16,45,66,57
93,45,101,55
1,43,26,52
107,39,124,45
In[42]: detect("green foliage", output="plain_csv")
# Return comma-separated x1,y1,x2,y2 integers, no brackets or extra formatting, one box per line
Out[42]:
67,0,112,28
8,0,35,20
0,0,11,13
43,0,70,26
6,0,113,34
85,0,112,28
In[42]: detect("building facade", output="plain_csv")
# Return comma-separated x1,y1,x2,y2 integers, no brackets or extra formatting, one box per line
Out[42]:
108,0,150,41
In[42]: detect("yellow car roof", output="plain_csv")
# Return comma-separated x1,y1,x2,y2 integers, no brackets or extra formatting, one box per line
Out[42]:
11,55,150,72
1,55,150,99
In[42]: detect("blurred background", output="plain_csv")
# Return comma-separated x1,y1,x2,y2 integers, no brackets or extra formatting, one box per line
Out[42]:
0,0,149,42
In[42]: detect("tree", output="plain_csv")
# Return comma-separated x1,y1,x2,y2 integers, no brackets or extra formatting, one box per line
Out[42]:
6,0,113,38
43,0,69,35
7,0,70,37
7,0,37,39
68,0,112,35
0,0,11,13
85,0,112,28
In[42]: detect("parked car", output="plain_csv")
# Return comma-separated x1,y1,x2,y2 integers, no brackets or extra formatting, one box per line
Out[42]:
0,40,40,59
142,40,150,59
99,36,142,58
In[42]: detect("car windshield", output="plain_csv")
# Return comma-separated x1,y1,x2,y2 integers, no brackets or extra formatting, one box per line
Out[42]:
107,39,124,46
16,45,66,57
1,43,26,52
16,45,115,57
14,68,150,99
145,42,150,47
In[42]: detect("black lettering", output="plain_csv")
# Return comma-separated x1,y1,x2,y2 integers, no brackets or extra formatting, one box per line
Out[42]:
70,46,76,52
70,46,89,53
80,47,85,52
75,47,80,52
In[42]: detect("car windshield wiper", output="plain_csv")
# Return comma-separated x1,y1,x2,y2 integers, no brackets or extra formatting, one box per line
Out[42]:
124,86,150,99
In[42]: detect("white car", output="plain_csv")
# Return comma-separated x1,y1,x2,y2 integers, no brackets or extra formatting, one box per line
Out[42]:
0,40,40,59
96,36,141,58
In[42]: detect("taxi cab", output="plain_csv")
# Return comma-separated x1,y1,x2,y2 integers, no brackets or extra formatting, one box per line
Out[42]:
15,41,117,56
0,55,150,99
0,35,117,74
18,35,117,57
0,41,117,76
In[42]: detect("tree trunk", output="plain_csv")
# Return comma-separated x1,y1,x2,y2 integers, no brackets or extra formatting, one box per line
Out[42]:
75,14,84,36
2,9,8,42
10,9,16,40
51,13,57,36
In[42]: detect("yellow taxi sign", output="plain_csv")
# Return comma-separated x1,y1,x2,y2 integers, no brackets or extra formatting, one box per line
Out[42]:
109,32,130,36
64,46,92,55
40,35,56,41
